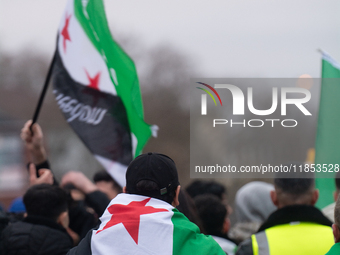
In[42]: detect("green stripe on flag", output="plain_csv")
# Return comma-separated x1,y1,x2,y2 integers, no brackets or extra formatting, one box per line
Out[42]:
171,209,225,254
315,52,340,208
74,0,153,157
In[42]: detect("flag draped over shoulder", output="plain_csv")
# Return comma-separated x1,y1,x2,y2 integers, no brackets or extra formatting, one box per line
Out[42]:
52,0,156,187
315,51,340,208
71,194,224,255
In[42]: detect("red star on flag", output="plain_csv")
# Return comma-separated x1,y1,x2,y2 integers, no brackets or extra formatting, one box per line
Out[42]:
61,13,72,53
85,69,101,90
96,198,168,244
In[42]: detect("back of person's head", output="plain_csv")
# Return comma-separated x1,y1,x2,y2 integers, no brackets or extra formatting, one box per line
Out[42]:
235,181,276,223
93,170,122,199
273,171,317,207
125,152,179,205
186,180,226,201
228,182,276,244
194,194,228,236
23,184,68,222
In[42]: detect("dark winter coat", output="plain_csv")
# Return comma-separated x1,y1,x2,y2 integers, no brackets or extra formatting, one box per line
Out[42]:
0,215,73,255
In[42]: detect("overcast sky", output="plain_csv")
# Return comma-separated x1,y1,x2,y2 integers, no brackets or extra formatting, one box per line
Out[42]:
1,0,339,77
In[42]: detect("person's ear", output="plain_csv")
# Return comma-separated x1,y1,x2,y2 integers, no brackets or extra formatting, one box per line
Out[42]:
57,211,69,229
172,186,181,207
123,186,127,193
332,224,340,243
222,217,230,234
270,190,279,207
311,189,319,206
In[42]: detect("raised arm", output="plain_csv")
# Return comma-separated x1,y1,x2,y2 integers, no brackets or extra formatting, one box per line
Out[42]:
20,120,47,165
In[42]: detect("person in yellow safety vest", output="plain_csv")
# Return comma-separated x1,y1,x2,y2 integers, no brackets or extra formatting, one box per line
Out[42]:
325,194,340,254
236,173,334,255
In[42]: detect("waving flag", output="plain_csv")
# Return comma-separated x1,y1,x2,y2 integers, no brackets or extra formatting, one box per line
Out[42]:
67,194,225,255
52,0,157,187
315,50,340,208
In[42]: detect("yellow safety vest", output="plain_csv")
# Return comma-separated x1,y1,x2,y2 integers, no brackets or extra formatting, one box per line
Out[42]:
251,222,334,255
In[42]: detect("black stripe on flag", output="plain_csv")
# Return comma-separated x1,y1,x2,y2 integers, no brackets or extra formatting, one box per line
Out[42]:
52,50,132,166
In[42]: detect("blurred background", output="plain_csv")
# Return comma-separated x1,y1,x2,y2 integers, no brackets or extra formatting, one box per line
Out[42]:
0,0,339,213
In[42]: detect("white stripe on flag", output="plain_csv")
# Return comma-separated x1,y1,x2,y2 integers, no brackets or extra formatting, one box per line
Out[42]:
94,155,127,188
319,49,340,70
91,194,174,255
58,1,117,96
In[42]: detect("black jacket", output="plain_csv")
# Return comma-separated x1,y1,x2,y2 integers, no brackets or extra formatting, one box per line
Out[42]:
0,215,73,255
35,160,111,240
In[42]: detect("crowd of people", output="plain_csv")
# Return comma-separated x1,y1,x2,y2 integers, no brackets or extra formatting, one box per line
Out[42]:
0,120,339,255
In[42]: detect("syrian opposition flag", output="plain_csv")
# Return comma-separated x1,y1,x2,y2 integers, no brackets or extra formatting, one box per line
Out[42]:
52,0,157,187
315,50,340,209
68,194,224,255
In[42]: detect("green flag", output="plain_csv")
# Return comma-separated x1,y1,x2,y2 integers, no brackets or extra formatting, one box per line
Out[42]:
315,50,340,208
53,0,157,187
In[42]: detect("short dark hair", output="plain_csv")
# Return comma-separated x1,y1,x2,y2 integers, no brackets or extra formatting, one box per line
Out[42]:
93,170,122,192
274,178,315,195
23,184,68,221
194,194,227,235
186,180,226,200
134,180,176,204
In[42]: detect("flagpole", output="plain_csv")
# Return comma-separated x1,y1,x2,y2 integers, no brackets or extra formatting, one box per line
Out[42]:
30,51,57,132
